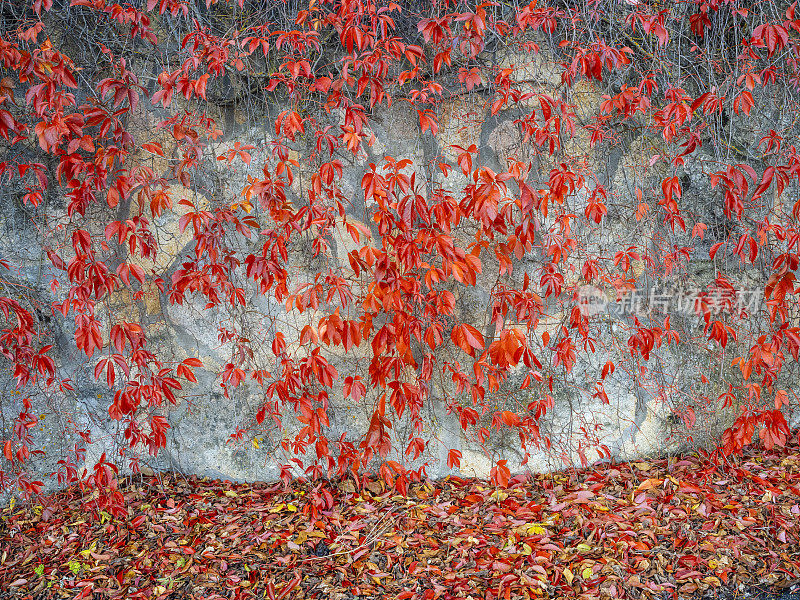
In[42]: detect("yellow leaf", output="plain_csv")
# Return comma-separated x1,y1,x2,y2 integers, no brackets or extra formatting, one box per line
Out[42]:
224,490,238,498
231,201,253,213
527,524,546,535
516,523,546,535
269,503,286,513
582,567,593,580
80,541,97,558
286,504,298,512
563,567,574,585
576,543,591,553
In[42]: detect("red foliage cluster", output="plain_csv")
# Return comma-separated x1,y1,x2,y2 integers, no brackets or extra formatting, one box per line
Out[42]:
1,0,800,500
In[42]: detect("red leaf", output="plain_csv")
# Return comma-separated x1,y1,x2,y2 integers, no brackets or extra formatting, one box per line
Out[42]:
753,23,788,57
141,142,164,156
131,515,146,528
691,222,707,240
490,459,511,487
451,323,485,356
344,376,366,402
709,242,725,260
277,574,301,600
733,90,754,115
447,449,462,469
601,360,615,379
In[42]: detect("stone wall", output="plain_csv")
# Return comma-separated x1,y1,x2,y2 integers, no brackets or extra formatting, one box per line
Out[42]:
1,25,797,494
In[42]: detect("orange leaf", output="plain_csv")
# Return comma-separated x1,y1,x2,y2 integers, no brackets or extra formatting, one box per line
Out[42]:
500,411,521,427
635,478,663,492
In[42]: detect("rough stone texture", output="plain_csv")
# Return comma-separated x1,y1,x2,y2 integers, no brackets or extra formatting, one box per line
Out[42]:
127,185,209,275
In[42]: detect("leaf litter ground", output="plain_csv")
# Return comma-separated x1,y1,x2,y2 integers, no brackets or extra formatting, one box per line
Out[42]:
3,436,800,600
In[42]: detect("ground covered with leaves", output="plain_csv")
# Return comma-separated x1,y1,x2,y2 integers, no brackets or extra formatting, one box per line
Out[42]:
2,438,800,600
